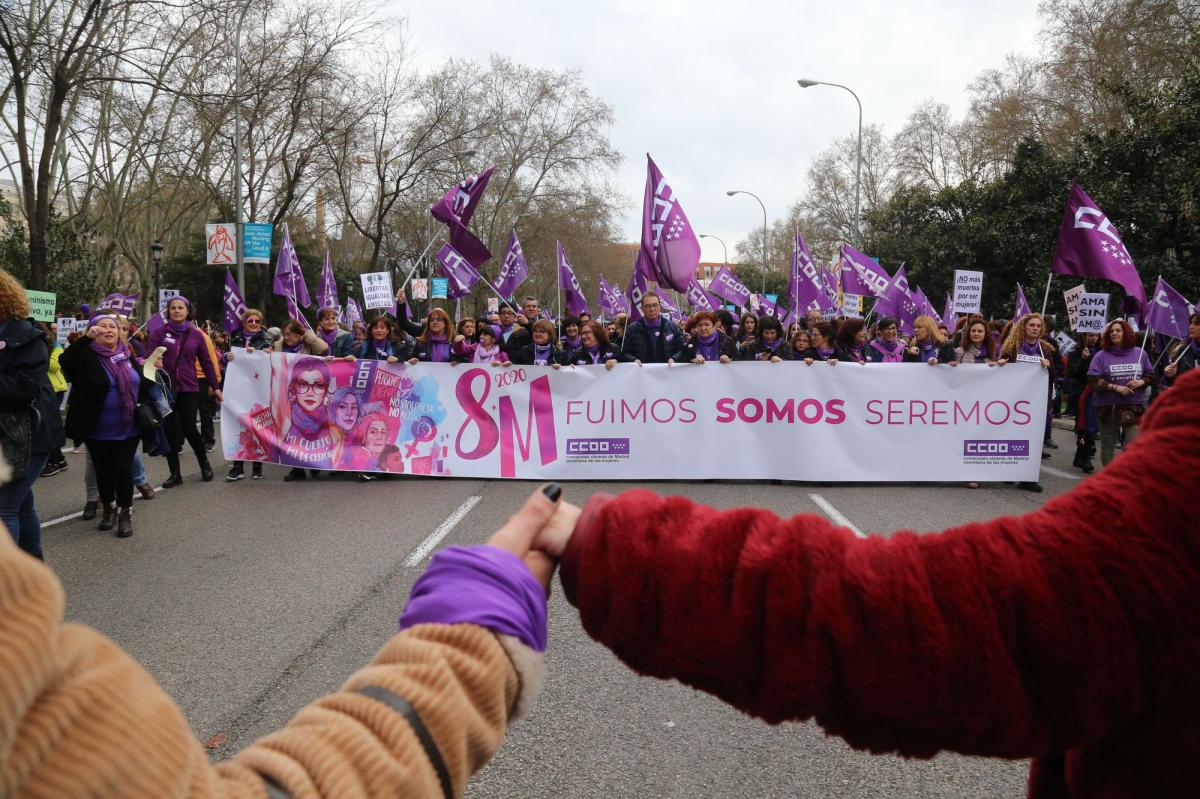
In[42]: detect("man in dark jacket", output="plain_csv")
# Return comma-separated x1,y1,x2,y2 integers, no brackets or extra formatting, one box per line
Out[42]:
621,292,684,364
0,316,66,560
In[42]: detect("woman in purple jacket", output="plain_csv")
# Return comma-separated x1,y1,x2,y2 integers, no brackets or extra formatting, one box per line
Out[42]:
147,296,221,486
1087,319,1154,466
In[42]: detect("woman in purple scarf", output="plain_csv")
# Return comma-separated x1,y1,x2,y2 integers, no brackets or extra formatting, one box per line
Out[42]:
408,309,459,364
1087,319,1155,466
510,319,567,367
59,314,150,537
803,321,845,366
315,307,356,358
1000,313,1057,492
742,315,792,362
834,318,868,364
1163,312,1200,385
865,317,905,363
681,311,735,365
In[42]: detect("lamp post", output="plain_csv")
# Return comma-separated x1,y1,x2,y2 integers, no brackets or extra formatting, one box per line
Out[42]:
725,190,768,296
233,3,251,298
698,233,727,285
150,240,164,312
797,78,863,246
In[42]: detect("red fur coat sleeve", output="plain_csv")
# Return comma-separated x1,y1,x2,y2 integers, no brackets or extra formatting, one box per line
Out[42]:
560,371,1200,760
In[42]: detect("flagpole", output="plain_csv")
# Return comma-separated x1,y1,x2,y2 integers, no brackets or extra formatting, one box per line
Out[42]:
1152,337,1180,370
1039,273,1054,317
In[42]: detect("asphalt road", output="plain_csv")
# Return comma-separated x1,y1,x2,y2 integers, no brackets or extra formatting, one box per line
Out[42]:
31,423,1090,798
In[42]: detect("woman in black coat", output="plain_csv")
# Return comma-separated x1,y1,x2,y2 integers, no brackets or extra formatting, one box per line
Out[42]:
681,311,736,364
59,314,153,537
509,319,568,366
0,270,65,559
903,315,957,364
740,315,793,362
567,321,633,369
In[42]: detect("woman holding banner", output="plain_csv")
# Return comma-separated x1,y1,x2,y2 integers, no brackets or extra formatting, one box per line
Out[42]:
802,322,840,366
834,319,868,364
273,321,329,357
147,296,221,487
568,321,629,369
224,308,271,482
865,317,905,363
559,317,584,361
510,320,568,367
357,316,411,363
904,316,956,365
1000,313,1057,491
1087,320,1154,467
788,329,811,360
735,313,758,357
954,316,998,364
681,312,735,365
315,308,356,358
408,309,458,364
742,316,792,363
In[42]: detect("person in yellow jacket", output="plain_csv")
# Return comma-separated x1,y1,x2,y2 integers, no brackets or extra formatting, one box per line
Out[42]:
40,321,70,476
0,480,570,798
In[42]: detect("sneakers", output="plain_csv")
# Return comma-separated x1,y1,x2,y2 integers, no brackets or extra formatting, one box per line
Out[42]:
356,473,375,482
226,464,245,481
39,463,63,477
1018,481,1044,493
205,442,216,453
251,463,263,479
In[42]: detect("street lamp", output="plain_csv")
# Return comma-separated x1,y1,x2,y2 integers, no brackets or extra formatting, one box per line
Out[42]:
150,240,164,310
797,78,863,246
726,190,768,296
698,234,728,283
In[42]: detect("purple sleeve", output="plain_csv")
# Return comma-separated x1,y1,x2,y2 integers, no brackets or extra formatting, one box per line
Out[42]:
399,546,548,652
1087,352,1104,377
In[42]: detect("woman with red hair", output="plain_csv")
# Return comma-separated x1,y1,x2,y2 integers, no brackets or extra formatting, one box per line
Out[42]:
1087,319,1153,466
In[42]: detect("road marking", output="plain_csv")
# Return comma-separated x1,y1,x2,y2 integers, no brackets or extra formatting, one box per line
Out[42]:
404,495,482,567
808,494,867,538
1040,465,1083,481
42,485,164,528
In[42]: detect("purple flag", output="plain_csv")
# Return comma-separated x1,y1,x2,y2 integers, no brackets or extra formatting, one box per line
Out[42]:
708,265,751,308
557,242,589,316
1051,183,1146,312
145,307,168,337
840,244,890,297
316,251,338,312
876,264,917,332
752,294,781,319
343,297,364,327
598,274,626,317
285,293,312,332
495,230,529,298
1145,275,1194,339
685,278,716,312
100,292,139,317
222,270,247,334
437,242,482,300
272,225,312,307
1014,283,1032,320
658,291,681,319
639,155,701,292
431,166,494,228
626,260,649,322
942,294,956,331
791,233,835,316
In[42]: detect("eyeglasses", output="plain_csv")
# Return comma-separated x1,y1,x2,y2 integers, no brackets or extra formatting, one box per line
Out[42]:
244,318,261,325
294,380,328,394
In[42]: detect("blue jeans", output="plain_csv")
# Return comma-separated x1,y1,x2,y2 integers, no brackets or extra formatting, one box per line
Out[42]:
0,451,49,559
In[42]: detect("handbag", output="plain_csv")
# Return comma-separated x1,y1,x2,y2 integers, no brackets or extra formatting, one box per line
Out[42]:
0,406,33,480
1098,403,1144,427
134,402,163,432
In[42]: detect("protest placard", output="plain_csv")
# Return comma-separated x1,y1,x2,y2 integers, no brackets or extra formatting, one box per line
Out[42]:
25,290,55,322
359,271,394,310
410,278,428,300
158,288,180,312
242,223,273,263
206,223,237,265
1075,292,1108,333
1052,330,1077,356
431,277,449,299
952,270,983,314
1063,284,1085,330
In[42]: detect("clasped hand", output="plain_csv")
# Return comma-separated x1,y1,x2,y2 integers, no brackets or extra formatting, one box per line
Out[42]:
484,485,581,593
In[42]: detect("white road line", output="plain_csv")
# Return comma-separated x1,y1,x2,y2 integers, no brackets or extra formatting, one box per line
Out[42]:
1040,465,1083,481
404,496,483,567
808,494,867,538
42,485,164,528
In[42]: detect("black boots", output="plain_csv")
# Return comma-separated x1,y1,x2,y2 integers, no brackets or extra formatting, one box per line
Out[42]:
163,453,183,488
1073,432,1096,474
116,507,133,538
82,500,98,520
199,455,214,482
98,502,116,531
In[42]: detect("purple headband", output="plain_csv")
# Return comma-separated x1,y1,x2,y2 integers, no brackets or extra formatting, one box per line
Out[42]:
167,295,191,309
88,313,119,327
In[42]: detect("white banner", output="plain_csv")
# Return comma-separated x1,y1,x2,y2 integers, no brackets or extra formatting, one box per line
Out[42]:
222,355,1048,482
952,269,983,313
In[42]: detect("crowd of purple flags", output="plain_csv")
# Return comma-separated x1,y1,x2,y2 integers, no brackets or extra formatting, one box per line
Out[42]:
79,165,1190,357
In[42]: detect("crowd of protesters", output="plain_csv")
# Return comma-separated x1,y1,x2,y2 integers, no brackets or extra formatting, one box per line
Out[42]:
3,265,1196,554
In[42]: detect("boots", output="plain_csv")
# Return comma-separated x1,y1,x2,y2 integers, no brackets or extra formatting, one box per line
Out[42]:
198,454,214,482
1073,432,1096,473
163,453,183,488
98,502,116,531
82,500,98,520
116,507,133,538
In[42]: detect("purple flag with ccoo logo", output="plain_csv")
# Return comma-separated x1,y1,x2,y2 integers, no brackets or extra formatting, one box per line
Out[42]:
222,270,247,333
557,242,590,316
1051,183,1146,311
639,155,702,292
495,230,529,298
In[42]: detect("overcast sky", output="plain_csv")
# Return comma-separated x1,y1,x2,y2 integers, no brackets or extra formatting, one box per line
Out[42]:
401,0,1043,263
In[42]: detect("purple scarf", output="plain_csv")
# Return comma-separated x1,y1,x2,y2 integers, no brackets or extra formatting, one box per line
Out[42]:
817,346,836,359
1021,340,1043,357
695,332,720,361
318,325,340,347
918,340,936,358
533,343,553,366
427,335,450,363
873,337,900,353
563,334,582,351
848,344,866,363
761,336,782,352
371,337,391,358
89,339,136,427
472,343,500,363
584,344,604,364
168,319,191,335
399,545,547,652
282,340,304,354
